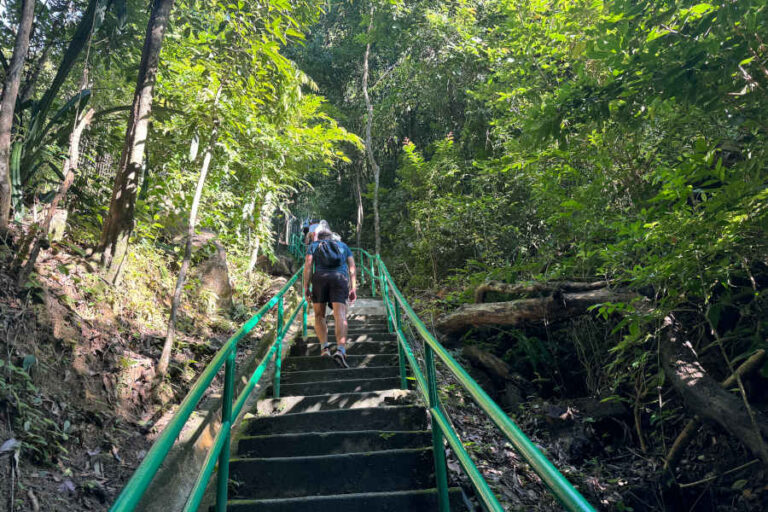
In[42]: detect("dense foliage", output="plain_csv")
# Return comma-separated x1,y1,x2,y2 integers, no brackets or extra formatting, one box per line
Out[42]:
294,0,768,375
2,0,768,509
292,1,768,507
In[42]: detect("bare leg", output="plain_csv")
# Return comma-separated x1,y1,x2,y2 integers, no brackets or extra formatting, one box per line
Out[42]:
313,302,328,345
332,302,348,350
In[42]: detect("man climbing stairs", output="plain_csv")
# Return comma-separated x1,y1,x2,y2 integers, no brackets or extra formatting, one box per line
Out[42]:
221,300,465,511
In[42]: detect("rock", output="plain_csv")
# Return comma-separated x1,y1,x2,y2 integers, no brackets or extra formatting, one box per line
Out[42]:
462,345,512,386
170,227,217,249
502,381,524,410
115,353,154,402
567,397,628,421
465,366,499,397
554,424,594,463
197,241,233,312
48,208,68,242
263,277,288,301
257,253,296,277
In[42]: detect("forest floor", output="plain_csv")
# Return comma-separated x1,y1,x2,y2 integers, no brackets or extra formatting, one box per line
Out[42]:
411,294,768,512
0,237,283,512
3,237,767,511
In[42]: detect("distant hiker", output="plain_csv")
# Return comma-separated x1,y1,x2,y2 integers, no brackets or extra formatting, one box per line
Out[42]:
302,219,326,244
303,223,357,368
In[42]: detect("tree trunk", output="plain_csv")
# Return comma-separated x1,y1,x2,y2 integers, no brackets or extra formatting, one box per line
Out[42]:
660,315,768,464
19,19,59,105
362,4,381,255
158,89,220,379
16,108,94,286
246,190,274,275
247,237,260,275
435,287,639,335
284,213,291,244
28,0,104,134
158,121,218,379
354,162,364,247
97,0,175,283
0,0,36,230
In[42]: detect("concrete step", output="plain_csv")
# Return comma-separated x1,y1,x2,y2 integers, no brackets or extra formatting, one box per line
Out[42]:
325,315,387,327
336,314,387,323
229,448,435,499
242,406,427,435
284,354,398,371
255,390,411,415
277,376,403,396
282,366,400,384
314,315,386,324
307,329,391,338
290,340,397,356
303,332,396,342
317,316,387,323
226,488,466,511
236,430,432,457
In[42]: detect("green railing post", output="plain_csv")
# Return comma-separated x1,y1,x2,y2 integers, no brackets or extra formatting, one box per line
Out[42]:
383,278,393,333
395,304,407,390
215,349,236,511
274,297,284,399
370,257,376,297
426,345,450,512
360,252,366,287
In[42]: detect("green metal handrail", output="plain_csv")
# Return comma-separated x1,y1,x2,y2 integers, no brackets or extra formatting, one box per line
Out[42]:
288,232,305,260
110,265,308,512
351,247,595,512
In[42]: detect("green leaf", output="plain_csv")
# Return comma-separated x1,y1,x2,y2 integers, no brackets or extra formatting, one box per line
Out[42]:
22,355,37,373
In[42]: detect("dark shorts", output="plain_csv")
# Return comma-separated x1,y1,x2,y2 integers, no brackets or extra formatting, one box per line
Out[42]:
311,271,349,304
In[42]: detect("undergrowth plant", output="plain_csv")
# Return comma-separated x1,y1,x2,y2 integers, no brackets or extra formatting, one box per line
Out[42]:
0,359,69,462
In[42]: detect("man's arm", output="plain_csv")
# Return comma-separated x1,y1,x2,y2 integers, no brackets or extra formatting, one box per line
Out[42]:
347,255,357,302
303,254,314,301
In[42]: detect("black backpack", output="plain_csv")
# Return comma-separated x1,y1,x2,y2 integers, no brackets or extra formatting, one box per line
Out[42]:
314,240,344,268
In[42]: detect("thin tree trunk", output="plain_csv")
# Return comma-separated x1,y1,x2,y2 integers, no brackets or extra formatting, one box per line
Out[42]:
28,0,103,134
0,0,36,231
362,4,381,254
285,213,291,244
354,163,364,248
19,18,60,105
97,0,175,283
247,237,260,275
17,108,94,286
246,190,274,275
158,107,219,379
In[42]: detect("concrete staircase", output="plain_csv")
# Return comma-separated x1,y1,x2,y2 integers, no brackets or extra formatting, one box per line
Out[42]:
223,300,464,511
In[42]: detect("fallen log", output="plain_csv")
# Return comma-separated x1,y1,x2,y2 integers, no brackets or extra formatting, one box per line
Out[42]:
437,287,638,335
474,280,608,303
660,316,768,464
664,348,766,470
